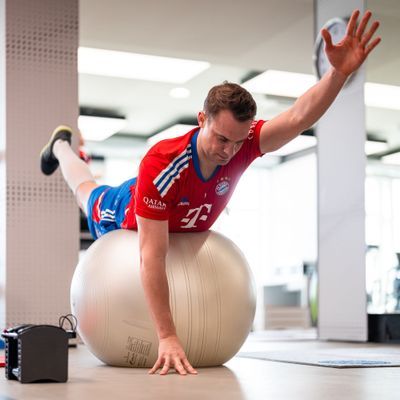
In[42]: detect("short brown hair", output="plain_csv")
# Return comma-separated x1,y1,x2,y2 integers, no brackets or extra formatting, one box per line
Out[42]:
203,81,257,122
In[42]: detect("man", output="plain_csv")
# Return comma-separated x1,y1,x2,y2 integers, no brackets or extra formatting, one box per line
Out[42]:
40,10,380,375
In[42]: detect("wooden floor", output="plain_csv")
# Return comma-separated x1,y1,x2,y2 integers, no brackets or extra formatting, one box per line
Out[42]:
1,331,399,400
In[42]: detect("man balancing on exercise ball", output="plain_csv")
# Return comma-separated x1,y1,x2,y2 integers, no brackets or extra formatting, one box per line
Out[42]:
40,10,380,376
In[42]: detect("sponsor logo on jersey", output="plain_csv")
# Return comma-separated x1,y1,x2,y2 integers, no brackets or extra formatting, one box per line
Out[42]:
215,180,230,196
178,196,190,206
181,204,212,228
143,196,167,211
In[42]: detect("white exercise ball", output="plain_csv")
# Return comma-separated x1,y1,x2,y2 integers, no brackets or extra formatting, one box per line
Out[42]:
70,229,256,367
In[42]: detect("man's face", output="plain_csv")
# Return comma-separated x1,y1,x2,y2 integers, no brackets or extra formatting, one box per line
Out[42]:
198,110,252,166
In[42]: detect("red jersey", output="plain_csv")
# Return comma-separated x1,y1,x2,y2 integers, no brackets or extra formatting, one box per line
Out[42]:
121,120,265,232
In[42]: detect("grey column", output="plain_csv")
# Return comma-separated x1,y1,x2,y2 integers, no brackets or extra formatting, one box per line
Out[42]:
0,0,79,328
315,0,367,341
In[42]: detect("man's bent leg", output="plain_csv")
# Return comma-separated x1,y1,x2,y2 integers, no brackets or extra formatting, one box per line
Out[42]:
52,139,99,214
41,126,99,214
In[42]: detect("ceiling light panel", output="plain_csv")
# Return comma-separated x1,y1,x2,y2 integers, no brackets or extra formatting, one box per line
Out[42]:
382,152,400,166
78,47,210,84
78,115,126,141
242,70,316,97
365,83,400,110
243,71,400,111
365,140,388,155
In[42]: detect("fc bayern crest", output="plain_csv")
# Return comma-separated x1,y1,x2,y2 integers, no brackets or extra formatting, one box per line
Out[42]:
215,180,230,196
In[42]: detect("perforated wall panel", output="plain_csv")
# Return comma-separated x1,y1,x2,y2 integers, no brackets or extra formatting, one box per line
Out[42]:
0,0,79,328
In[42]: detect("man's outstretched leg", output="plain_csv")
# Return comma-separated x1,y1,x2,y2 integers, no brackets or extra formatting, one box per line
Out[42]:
40,125,99,214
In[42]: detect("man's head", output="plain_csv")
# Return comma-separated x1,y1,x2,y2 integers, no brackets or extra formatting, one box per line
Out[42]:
197,82,256,167
203,81,257,122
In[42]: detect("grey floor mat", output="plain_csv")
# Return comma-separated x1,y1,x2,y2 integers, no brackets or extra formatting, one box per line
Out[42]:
238,347,400,368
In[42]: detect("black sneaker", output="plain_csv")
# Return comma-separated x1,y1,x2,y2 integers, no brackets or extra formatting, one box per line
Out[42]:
40,125,73,175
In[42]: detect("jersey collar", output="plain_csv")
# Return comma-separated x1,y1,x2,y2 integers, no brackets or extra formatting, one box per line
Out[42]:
191,129,221,183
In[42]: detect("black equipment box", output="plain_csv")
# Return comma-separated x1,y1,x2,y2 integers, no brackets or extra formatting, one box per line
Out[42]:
2,324,74,383
368,313,400,343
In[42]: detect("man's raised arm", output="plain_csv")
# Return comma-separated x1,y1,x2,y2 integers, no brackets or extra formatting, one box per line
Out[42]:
259,9,381,154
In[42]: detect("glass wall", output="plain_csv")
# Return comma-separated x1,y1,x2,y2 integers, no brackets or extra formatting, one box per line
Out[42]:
212,153,317,330
366,166,400,314
366,0,400,317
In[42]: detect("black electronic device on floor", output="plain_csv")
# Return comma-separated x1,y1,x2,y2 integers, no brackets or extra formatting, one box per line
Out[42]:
368,313,400,343
2,316,77,383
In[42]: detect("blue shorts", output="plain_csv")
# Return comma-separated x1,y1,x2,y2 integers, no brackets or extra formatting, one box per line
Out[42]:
87,178,136,240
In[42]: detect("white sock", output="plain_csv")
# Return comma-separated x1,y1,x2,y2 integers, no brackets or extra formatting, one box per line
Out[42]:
53,139,95,195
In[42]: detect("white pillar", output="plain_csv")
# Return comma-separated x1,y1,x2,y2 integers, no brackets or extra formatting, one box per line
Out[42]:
315,0,367,341
0,0,79,328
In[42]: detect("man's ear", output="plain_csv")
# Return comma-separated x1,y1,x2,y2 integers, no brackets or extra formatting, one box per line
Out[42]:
197,111,206,128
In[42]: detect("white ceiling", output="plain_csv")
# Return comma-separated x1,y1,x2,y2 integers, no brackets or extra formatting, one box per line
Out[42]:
79,0,400,146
